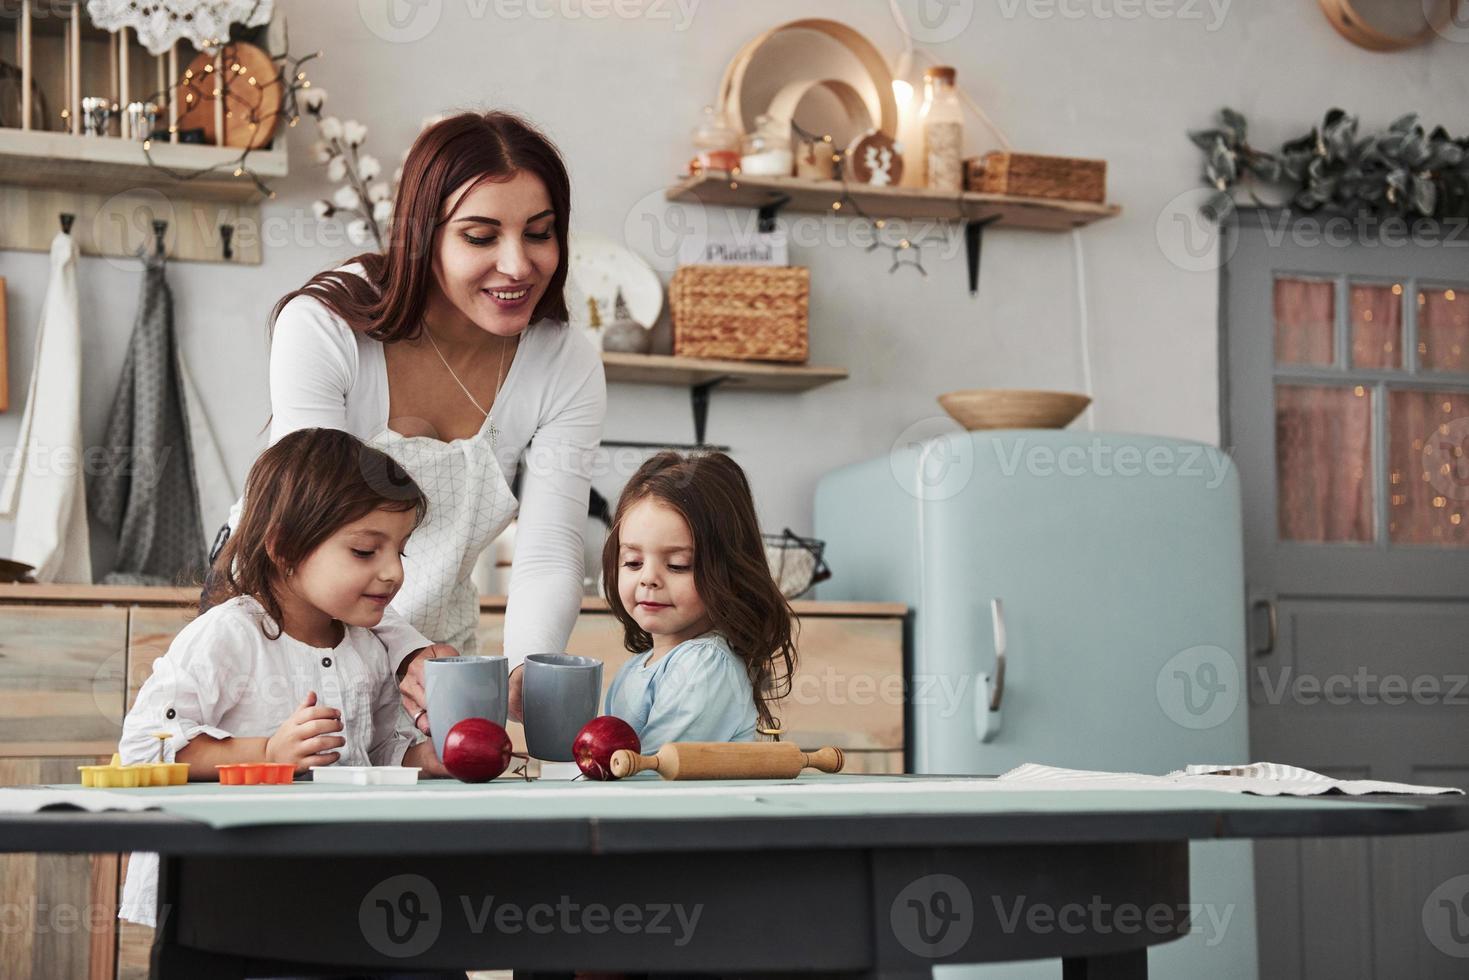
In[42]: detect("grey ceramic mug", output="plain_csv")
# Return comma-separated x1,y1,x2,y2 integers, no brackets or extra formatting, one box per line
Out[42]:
522,653,604,762
424,655,509,760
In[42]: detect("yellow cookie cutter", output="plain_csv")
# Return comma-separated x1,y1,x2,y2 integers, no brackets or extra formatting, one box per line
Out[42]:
78,734,189,787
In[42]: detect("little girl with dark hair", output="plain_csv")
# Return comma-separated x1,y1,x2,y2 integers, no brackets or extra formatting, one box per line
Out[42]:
118,427,449,928
601,450,798,750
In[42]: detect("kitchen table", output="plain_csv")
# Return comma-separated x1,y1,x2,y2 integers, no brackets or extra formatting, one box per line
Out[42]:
1,774,1466,978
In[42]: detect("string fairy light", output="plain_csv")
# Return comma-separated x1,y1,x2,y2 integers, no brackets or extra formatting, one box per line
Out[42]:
782,117,955,276
138,20,320,200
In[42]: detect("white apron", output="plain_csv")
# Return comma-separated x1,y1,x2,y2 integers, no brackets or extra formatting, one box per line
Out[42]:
372,413,518,656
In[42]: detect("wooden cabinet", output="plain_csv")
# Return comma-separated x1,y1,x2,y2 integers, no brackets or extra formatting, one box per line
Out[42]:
0,605,129,756
124,607,196,712
0,600,131,980
0,757,118,980
0,585,906,980
480,605,906,755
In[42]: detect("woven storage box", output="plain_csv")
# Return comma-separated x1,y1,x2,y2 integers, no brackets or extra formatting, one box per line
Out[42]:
671,266,809,363
965,151,1107,203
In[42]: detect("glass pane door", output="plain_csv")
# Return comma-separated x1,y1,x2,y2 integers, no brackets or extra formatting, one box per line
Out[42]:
1273,274,1469,548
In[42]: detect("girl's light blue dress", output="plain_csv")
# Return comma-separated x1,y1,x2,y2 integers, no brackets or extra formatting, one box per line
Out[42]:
603,631,757,751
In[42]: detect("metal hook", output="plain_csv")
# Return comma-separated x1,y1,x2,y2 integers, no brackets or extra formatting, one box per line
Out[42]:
152,220,167,257
220,223,234,261
59,213,75,235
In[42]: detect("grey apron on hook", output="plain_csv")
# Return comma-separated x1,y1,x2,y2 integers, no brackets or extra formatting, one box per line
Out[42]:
90,246,207,585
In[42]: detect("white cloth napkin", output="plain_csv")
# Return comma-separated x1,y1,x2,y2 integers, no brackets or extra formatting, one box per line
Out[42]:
1000,762,1463,796
0,788,157,814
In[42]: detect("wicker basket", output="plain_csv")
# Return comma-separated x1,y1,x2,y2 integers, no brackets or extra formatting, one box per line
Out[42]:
671,266,809,362
965,151,1107,204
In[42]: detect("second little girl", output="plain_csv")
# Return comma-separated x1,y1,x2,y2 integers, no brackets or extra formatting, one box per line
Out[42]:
601,450,797,751
118,427,449,927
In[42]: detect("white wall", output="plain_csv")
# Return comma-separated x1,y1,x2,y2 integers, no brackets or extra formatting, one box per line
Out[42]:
2,0,1467,565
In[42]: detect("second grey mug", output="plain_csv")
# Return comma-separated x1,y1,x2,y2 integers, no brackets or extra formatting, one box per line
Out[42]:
522,653,604,762
424,655,509,761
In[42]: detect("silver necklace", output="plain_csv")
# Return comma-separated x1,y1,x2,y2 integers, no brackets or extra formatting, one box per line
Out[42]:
423,326,510,419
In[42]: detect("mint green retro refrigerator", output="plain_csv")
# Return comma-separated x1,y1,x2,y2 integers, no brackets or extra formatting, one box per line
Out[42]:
814,429,1257,980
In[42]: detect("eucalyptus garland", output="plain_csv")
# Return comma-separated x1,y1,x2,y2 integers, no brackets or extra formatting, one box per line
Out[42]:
1189,107,1469,223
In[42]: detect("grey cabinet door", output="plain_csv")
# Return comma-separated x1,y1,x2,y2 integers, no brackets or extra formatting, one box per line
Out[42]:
1222,209,1469,979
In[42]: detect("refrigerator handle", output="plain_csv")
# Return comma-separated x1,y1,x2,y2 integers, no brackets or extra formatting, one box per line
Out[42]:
1250,598,1277,657
977,598,1006,743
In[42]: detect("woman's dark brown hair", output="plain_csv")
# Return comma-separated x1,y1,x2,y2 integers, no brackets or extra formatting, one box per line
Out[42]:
601,451,797,733
270,110,571,341
207,428,428,638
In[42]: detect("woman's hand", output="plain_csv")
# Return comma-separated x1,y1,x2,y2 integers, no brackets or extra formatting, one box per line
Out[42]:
399,643,460,734
266,692,345,773
509,665,524,723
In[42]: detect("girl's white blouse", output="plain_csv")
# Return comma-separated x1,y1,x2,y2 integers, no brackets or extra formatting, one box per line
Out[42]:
118,594,426,926
120,595,422,767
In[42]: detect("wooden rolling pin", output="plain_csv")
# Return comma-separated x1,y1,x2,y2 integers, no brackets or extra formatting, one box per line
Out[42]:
609,741,845,780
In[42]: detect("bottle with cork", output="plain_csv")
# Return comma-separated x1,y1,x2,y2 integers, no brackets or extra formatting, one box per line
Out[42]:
920,66,964,192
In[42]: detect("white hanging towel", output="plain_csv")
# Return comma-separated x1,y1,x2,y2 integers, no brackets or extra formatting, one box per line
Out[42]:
0,232,93,582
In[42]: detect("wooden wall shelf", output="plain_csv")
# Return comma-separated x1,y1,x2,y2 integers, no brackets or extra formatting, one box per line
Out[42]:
667,172,1120,231
602,351,848,391
0,6,287,264
0,128,285,202
600,352,847,448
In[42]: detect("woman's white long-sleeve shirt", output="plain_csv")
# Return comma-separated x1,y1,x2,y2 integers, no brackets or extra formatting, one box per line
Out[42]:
256,266,606,670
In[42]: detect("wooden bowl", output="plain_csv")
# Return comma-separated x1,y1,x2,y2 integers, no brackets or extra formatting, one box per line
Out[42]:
938,389,1091,430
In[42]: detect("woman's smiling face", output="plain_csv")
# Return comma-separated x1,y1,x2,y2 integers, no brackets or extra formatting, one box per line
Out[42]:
431,170,559,337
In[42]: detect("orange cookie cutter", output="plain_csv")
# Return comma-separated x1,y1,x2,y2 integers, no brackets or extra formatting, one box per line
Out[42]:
216,763,295,785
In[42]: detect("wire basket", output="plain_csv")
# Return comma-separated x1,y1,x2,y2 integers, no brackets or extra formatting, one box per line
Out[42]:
763,528,832,599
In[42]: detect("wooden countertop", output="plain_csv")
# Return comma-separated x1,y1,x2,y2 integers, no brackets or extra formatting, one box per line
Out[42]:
0,583,906,618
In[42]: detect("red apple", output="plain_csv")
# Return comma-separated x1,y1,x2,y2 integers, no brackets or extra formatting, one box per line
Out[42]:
573,716,641,780
443,718,512,783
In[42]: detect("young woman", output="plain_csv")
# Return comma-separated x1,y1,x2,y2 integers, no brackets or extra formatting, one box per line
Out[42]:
231,111,606,729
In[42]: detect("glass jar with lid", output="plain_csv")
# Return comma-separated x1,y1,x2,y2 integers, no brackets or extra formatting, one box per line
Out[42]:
690,105,742,175
739,113,794,177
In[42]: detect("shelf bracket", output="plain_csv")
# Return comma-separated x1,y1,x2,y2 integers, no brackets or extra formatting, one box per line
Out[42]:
691,376,732,445
758,194,791,234
598,375,734,457
965,215,1003,298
